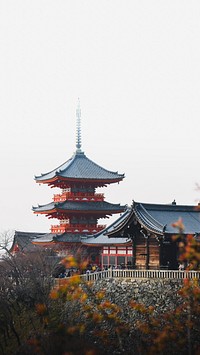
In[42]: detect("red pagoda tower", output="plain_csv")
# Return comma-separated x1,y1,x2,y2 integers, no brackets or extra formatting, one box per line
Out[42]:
32,100,125,255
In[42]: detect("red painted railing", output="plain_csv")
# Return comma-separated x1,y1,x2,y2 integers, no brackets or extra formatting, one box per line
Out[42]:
51,223,106,234
53,192,104,202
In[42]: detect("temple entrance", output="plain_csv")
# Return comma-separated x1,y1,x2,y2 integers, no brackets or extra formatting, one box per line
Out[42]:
161,242,179,270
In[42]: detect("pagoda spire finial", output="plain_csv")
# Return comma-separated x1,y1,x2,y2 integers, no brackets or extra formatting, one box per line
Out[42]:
76,98,82,152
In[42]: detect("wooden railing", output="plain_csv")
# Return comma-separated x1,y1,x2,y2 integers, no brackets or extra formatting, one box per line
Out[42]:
51,224,106,234
80,269,200,282
53,192,104,202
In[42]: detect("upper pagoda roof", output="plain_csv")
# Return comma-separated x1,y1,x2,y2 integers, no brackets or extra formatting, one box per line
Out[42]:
35,150,124,186
35,100,124,186
107,200,200,237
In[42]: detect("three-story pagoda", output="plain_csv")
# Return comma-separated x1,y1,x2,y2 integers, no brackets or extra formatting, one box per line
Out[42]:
32,101,126,249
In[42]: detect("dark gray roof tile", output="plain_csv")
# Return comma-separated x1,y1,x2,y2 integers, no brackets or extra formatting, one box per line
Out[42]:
82,208,131,245
35,151,124,182
138,202,200,234
32,233,82,243
108,201,200,236
33,200,126,213
10,231,46,252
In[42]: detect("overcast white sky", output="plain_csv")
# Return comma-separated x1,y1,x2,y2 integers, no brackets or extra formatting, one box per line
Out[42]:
0,1,200,234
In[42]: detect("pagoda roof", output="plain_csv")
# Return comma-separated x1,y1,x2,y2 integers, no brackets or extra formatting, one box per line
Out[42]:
82,207,132,245
32,232,83,244
35,151,124,185
31,233,56,244
33,200,126,216
10,231,46,253
107,201,200,237
55,233,82,243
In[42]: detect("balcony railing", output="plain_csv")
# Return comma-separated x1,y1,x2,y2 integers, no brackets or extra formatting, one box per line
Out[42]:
51,223,106,234
54,269,200,288
80,269,200,282
53,192,104,202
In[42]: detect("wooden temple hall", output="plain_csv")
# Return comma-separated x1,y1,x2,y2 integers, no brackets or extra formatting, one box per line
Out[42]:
84,201,200,270
11,101,200,270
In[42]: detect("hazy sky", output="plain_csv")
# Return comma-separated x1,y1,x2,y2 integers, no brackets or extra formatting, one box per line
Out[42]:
1,1,200,234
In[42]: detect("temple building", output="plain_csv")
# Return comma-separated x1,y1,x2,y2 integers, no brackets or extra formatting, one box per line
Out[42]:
83,200,200,269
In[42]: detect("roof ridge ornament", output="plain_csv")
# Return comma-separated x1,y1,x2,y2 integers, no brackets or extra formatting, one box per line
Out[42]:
76,98,82,153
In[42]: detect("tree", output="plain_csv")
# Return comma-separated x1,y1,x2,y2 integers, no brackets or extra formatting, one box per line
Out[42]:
1,225,200,354
0,244,61,354
0,230,14,255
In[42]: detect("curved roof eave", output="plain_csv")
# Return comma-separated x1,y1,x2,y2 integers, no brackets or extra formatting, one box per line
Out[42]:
35,151,125,183
32,202,55,213
35,154,75,181
133,203,164,235
107,201,200,237
82,237,131,246
81,207,132,245
106,207,134,237
32,201,126,214
107,201,165,237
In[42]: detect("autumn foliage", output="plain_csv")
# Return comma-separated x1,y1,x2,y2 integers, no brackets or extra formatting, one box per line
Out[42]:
0,222,200,354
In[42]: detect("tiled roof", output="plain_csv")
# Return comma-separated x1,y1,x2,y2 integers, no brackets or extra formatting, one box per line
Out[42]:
10,231,46,252
107,201,200,236
35,151,124,182
32,233,56,243
55,233,82,243
134,202,200,235
82,207,132,245
32,233,82,244
33,200,126,214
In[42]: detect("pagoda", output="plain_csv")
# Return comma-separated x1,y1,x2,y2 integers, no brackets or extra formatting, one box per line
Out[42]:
32,100,126,252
